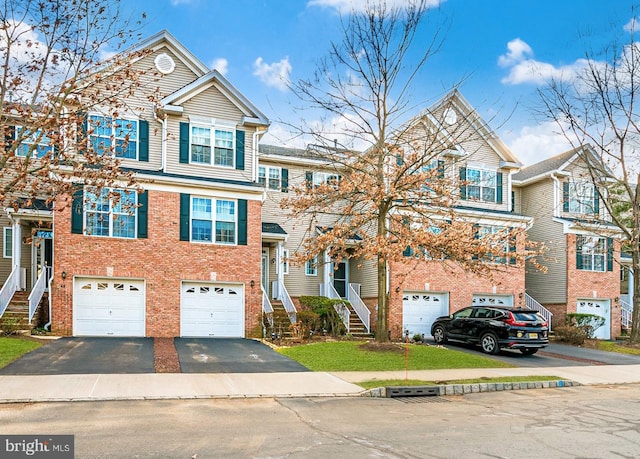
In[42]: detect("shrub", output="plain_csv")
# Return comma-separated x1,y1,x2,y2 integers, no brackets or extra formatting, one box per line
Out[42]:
0,317,20,336
553,325,589,345
565,313,606,339
299,296,347,337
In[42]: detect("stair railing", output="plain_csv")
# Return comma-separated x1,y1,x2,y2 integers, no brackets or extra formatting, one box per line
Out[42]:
347,283,370,334
0,266,19,318
262,286,274,328
620,299,633,330
275,279,297,323
28,266,51,324
525,293,553,331
322,282,350,333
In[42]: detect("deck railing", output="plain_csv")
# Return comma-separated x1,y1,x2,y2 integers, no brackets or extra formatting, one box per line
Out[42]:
347,283,370,334
321,282,350,332
621,299,633,330
28,266,51,323
525,293,553,331
273,280,297,323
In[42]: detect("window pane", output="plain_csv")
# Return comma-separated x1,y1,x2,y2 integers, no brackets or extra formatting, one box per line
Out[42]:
111,189,136,213
4,228,12,258
482,187,496,202
268,168,280,190
482,170,496,187
467,185,480,200
191,126,211,163
216,200,235,221
467,169,481,184
192,219,212,242
112,214,136,238
214,147,233,167
192,198,212,219
215,221,235,243
258,166,266,187
86,212,110,236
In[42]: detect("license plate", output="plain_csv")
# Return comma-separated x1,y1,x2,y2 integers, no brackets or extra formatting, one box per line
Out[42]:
528,333,538,339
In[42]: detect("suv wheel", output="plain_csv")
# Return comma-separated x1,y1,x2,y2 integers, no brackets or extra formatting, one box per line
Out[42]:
520,348,538,356
480,332,500,355
432,325,447,344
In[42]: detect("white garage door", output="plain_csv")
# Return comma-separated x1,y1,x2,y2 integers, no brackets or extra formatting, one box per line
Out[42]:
577,299,611,340
472,294,514,307
181,282,245,337
73,278,145,337
402,291,448,338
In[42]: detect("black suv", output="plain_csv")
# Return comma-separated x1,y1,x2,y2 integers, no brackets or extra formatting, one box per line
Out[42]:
430,305,549,355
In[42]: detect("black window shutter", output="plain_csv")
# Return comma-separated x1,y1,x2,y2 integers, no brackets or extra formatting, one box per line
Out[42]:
281,168,289,192
607,237,614,271
509,228,517,265
179,122,189,164
402,217,413,257
563,182,570,212
594,193,600,215
5,126,15,153
235,130,245,170
71,185,84,234
139,120,149,162
576,235,584,270
137,190,148,239
459,167,467,200
77,112,88,155
305,171,313,189
396,154,403,166
179,193,190,241
437,160,445,178
496,172,503,204
238,199,248,245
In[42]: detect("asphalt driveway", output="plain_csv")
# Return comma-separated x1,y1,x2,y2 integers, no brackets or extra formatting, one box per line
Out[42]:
1,337,308,375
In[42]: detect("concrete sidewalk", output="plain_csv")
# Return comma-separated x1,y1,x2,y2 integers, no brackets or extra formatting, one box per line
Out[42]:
1,365,640,403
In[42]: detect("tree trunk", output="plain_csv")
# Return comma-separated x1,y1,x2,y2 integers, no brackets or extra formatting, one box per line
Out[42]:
630,253,640,342
376,253,390,342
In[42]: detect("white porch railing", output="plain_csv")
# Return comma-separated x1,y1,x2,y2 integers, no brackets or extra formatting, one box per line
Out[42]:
272,280,297,323
321,282,350,332
621,299,633,330
347,283,370,334
262,287,274,328
525,293,553,331
28,266,51,324
0,266,20,318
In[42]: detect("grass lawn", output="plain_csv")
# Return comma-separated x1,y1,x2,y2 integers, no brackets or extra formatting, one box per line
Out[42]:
357,375,564,390
597,340,640,355
276,341,514,371
0,337,41,369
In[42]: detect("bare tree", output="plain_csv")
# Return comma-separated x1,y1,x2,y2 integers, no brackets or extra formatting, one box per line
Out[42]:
0,0,156,209
536,9,640,341
283,1,538,342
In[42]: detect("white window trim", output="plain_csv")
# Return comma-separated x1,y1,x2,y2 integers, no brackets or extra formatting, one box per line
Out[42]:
305,256,318,276
190,196,238,245
568,181,596,215
259,165,282,190
83,187,138,239
188,117,236,168
3,227,12,258
313,171,341,187
579,236,606,272
466,166,498,203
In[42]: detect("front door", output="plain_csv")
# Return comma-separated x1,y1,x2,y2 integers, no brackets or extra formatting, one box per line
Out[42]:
261,251,269,297
333,261,348,298
31,231,53,288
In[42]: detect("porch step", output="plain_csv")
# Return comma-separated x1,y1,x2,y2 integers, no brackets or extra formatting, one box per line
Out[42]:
0,291,47,333
344,302,370,336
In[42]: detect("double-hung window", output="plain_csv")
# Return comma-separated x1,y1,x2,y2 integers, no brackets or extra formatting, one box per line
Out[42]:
565,181,598,215
313,172,341,187
476,225,513,264
577,236,606,272
305,256,318,276
190,197,237,244
84,187,137,238
259,166,282,190
466,168,497,202
88,115,138,159
3,227,12,258
190,122,235,167
16,127,53,158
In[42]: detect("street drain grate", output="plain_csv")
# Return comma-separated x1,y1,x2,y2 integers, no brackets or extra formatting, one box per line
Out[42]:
394,396,452,404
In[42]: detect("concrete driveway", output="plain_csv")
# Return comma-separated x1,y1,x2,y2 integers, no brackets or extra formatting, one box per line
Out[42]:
1,337,308,375
0,337,155,375
175,338,309,373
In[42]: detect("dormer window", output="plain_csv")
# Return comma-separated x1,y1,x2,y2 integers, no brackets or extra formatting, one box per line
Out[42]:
189,121,235,167
88,115,139,159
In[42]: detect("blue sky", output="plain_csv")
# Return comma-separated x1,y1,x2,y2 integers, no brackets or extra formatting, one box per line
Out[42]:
122,0,638,166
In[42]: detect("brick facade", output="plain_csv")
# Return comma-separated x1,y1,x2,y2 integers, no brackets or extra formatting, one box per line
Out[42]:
387,260,526,340
51,190,262,337
565,233,621,338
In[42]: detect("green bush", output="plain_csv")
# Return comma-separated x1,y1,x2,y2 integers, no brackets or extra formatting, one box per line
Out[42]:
553,325,589,345
565,313,606,339
299,296,347,337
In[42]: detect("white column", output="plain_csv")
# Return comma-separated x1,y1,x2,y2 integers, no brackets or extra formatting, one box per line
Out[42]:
629,268,635,309
11,218,21,289
276,242,284,285
323,249,331,295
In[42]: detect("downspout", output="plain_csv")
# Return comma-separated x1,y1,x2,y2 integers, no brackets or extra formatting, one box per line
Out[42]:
252,127,266,183
154,106,168,173
550,172,561,218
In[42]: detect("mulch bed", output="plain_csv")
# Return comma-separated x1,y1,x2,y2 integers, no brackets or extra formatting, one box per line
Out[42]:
153,338,181,373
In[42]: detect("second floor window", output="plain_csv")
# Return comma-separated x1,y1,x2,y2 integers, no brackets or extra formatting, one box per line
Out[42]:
16,127,53,158
191,197,237,244
89,115,138,159
259,166,282,190
576,235,613,272
564,181,599,215
475,225,516,265
190,125,234,167
84,187,137,238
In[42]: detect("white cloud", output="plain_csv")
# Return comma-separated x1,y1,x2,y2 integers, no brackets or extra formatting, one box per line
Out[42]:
211,58,229,75
498,38,590,85
170,0,194,5
624,17,638,32
502,121,574,166
253,57,292,91
307,0,442,14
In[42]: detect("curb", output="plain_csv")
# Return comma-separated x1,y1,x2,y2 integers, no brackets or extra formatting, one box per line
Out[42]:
361,379,581,398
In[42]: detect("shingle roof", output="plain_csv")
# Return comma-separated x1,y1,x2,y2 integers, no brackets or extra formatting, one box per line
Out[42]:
512,148,580,182
262,222,287,235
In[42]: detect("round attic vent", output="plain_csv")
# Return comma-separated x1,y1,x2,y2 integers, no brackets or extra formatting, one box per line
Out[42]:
154,53,175,75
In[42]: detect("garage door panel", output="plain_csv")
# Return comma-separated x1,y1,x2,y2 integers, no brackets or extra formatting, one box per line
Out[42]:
577,299,610,340
403,292,448,337
472,295,514,307
73,278,145,337
181,282,244,338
